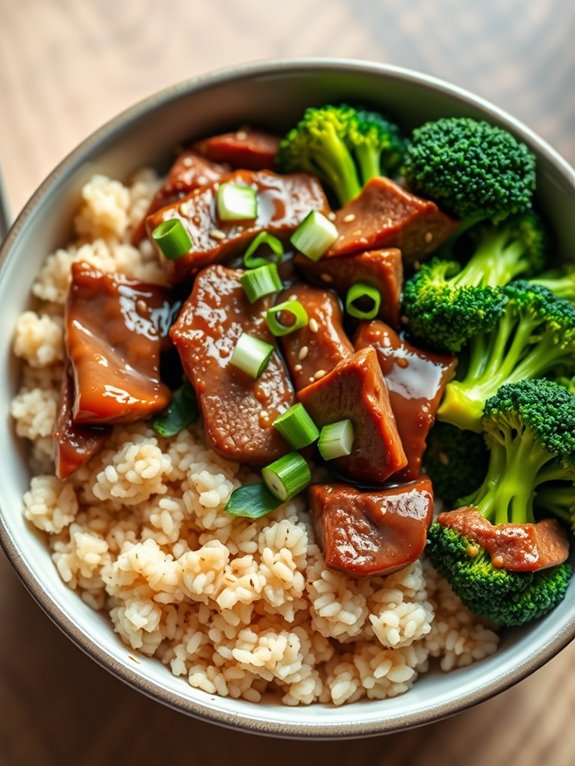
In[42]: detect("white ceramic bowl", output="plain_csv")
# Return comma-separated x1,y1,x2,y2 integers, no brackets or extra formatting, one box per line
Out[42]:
1,59,574,739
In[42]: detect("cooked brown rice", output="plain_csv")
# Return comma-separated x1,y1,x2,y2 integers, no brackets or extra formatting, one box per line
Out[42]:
10,172,499,705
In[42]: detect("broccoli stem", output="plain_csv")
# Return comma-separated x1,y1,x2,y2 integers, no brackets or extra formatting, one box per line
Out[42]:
453,229,526,289
509,334,573,383
532,273,575,302
354,144,381,186
437,307,562,432
311,125,362,205
463,427,552,524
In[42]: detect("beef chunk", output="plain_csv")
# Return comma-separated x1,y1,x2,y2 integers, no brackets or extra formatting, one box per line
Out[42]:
298,347,406,483
279,284,353,390
355,320,456,480
327,177,458,264
310,479,434,576
170,265,296,465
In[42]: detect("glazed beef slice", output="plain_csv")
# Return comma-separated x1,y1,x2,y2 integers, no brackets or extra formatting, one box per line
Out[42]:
170,265,295,465
298,346,407,483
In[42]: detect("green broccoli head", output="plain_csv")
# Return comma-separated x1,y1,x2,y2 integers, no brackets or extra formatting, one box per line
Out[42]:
346,109,406,183
402,259,507,352
277,104,361,206
438,284,575,431
427,522,571,626
277,103,407,206
403,117,536,224
463,380,575,525
424,422,488,506
530,263,575,303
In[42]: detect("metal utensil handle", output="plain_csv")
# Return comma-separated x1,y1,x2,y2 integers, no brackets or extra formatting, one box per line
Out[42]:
0,167,12,242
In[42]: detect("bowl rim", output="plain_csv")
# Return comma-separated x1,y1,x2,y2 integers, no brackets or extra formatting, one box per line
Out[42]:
1,57,575,739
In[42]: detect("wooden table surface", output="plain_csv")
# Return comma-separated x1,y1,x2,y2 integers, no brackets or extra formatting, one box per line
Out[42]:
1,1,575,764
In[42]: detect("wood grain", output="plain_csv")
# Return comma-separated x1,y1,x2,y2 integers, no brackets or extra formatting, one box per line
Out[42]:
1,1,574,764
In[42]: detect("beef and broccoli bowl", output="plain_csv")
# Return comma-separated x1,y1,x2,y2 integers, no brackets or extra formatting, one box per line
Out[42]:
2,61,575,736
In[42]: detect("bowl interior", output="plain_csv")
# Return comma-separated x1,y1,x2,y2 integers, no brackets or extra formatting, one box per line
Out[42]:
1,60,574,738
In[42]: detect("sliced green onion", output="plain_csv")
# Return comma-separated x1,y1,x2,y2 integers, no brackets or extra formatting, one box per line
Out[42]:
243,232,284,269
262,452,311,501
273,403,319,449
318,419,354,460
290,211,338,262
230,332,274,378
224,483,282,518
151,219,192,260
216,183,258,221
345,283,381,320
152,379,198,437
240,263,283,303
266,300,309,336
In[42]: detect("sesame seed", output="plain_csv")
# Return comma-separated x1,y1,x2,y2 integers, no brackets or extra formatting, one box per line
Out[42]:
236,130,248,141
314,369,327,380
136,299,148,313
309,318,319,333
309,376,315,382
289,294,297,301
260,410,269,421
353,229,362,237
210,229,226,240
343,213,356,224
320,273,333,283
425,231,434,243
294,364,303,372
438,451,449,466
196,175,207,185
298,345,309,360
327,211,336,221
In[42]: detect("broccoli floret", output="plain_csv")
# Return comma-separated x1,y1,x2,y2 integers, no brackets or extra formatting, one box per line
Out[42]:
346,109,406,184
403,117,536,234
424,422,488,506
277,104,406,206
402,260,506,352
530,264,575,302
437,282,575,430
402,212,548,352
427,524,571,626
427,380,575,626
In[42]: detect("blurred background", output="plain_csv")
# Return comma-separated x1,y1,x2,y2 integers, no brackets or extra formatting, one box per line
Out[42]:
1,1,574,764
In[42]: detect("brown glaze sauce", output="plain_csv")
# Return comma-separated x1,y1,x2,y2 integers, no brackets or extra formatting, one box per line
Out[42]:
65,263,171,424
295,248,403,328
438,507,570,572
170,265,295,465
132,152,228,245
53,367,110,479
310,479,434,576
298,347,407,483
147,169,329,283
192,128,281,170
327,177,458,263
355,320,456,481
279,284,354,390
